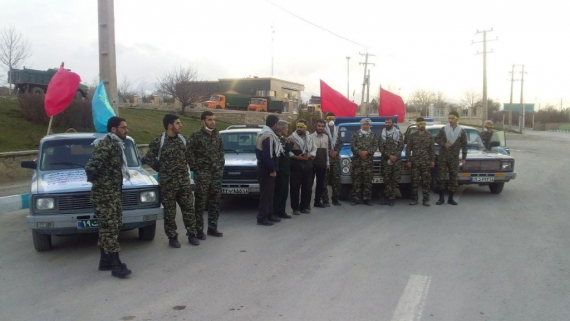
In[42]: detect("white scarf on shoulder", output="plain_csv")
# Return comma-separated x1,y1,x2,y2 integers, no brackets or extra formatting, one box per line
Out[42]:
93,133,131,181
258,125,284,157
292,131,312,153
444,124,463,145
325,125,338,148
381,127,400,144
359,129,371,136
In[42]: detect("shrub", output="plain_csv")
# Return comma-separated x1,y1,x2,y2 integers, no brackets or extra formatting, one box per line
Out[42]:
18,94,94,130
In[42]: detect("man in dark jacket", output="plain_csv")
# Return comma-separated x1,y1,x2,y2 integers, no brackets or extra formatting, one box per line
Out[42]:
255,115,281,226
273,120,294,219
310,119,330,208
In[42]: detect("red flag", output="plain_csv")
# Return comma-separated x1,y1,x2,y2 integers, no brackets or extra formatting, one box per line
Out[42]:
44,62,81,117
320,80,357,117
379,88,406,122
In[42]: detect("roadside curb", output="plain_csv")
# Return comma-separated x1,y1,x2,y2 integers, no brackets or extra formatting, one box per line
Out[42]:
547,130,570,133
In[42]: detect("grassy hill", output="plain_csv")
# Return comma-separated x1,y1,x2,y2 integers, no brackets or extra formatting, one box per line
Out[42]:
0,98,231,152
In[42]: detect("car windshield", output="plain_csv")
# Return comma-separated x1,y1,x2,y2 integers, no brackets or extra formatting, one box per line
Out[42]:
209,96,219,101
340,124,388,143
251,99,265,105
221,132,258,152
426,127,484,149
39,138,139,171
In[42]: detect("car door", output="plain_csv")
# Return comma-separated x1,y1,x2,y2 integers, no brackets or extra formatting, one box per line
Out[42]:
491,130,510,155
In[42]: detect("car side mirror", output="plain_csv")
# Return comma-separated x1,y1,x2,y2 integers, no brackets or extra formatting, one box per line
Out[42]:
21,160,37,169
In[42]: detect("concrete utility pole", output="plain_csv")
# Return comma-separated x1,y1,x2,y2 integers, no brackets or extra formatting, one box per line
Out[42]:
519,65,526,132
473,29,497,127
346,56,350,98
365,70,370,115
359,52,375,116
98,0,119,115
508,65,515,127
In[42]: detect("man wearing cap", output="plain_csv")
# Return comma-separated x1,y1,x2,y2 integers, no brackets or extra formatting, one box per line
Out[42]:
322,112,343,206
289,119,316,214
350,118,377,206
379,117,404,206
406,117,435,206
435,111,467,205
480,120,494,150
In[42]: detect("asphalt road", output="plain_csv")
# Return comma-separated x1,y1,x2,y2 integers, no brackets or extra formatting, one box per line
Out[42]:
1,130,569,321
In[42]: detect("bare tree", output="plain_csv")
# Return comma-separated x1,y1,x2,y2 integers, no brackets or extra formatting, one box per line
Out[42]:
0,27,32,95
461,90,480,110
156,66,203,112
118,76,133,103
407,89,436,116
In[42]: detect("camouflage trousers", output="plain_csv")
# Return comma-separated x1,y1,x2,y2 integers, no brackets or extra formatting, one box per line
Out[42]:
437,156,459,193
93,190,122,254
351,160,373,201
194,171,222,231
381,159,402,200
411,161,431,201
161,181,195,238
322,157,341,204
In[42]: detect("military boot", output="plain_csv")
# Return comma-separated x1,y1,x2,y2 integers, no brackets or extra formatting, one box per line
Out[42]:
409,199,418,205
169,237,181,248
207,228,224,237
110,252,132,279
188,234,200,246
448,192,458,205
436,190,445,205
99,248,126,271
196,230,207,240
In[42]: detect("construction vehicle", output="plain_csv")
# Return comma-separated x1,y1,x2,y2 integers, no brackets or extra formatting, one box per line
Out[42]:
8,68,89,97
307,95,322,113
247,97,284,113
203,93,251,110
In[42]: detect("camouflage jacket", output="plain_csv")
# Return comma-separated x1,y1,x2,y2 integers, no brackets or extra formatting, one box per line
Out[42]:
435,126,468,160
85,135,123,193
326,126,343,152
379,129,404,161
189,128,225,174
350,131,377,164
405,131,435,164
480,130,493,150
143,134,192,185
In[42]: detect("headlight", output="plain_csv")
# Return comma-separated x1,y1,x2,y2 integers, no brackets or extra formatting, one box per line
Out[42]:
341,158,350,166
342,166,350,174
501,161,513,171
36,197,55,210
140,191,157,203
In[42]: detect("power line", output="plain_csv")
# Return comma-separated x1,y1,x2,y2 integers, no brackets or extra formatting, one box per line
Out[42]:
264,0,369,49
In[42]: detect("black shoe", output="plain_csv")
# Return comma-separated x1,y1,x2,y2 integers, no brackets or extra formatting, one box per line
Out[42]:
268,216,282,222
207,229,224,237
409,200,418,205
313,202,326,208
436,191,445,205
389,199,395,206
293,210,301,215
300,208,311,214
110,252,132,278
351,200,360,206
448,192,458,205
332,200,342,206
196,230,206,240
169,237,181,248
188,234,200,246
322,202,331,207
257,219,274,226
99,248,126,271
277,213,293,219
422,200,430,206
363,200,373,206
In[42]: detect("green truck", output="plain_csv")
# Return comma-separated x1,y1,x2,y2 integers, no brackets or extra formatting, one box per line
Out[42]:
8,68,89,98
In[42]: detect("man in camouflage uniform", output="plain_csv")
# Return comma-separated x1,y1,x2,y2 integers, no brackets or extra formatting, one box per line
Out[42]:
350,118,377,206
85,116,132,279
322,112,343,206
435,111,467,205
480,120,494,150
405,117,435,206
189,111,225,237
379,117,404,206
143,114,198,248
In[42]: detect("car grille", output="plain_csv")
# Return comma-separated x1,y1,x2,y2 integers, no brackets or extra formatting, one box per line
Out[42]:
373,161,381,175
57,191,143,213
462,160,500,172
223,166,258,180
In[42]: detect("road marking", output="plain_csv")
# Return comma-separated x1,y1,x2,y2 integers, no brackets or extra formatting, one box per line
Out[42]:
391,275,431,321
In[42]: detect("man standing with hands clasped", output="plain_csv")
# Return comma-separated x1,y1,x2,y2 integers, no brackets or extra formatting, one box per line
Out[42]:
310,119,330,209
322,112,343,206
406,117,435,206
289,119,316,215
350,118,377,206
379,117,404,206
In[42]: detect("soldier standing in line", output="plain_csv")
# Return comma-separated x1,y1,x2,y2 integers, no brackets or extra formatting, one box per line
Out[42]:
310,119,330,209
273,120,294,219
85,116,132,279
143,114,198,248
289,119,316,215
480,120,494,150
435,111,467,205
189,111,225,238
405,117,435,206
322,112,343,206
350,118,377,206
379,117,404,206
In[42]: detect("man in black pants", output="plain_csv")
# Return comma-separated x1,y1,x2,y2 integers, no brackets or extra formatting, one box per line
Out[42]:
310,119,330,208
255,115,282,226
289,119,316,215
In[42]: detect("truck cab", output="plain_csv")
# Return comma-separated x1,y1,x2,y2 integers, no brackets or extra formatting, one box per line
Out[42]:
248,98,269,112
203,94,225,109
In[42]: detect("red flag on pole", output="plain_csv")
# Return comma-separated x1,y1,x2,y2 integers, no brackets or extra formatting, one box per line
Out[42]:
379,88,406,122
320,80,357,117
44,62,81,117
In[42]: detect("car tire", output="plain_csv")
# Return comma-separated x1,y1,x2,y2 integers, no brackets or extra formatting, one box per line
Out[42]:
138,222,156,241
32,230,52,252
489,183,504,194
399,183,413,199
339,184,351,201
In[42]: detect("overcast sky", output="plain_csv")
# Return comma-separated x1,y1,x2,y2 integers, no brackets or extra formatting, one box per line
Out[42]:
1,0,568,109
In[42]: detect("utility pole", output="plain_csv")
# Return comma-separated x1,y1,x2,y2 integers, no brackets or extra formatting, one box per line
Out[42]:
473,29,497,127
359,52,375,115
519,65,526,132
508,65,515,128
365,70,370,116
98,0,119,115
346,56,350,98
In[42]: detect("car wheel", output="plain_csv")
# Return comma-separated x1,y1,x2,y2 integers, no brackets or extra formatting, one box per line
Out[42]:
339,184,351,201
488,183,504,194
399,183,413,199
32,230,52,252
138,222,156,241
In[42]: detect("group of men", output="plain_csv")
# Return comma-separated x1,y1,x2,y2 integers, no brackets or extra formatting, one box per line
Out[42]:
86,111,225,279
255,113,344,226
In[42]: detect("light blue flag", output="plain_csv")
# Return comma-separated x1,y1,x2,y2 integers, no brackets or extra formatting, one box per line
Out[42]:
92,81,116,133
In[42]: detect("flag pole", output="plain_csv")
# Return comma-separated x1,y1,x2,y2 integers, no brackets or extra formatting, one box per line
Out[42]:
46,116,54,136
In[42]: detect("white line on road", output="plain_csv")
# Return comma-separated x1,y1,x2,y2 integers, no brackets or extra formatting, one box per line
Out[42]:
390,274,432,321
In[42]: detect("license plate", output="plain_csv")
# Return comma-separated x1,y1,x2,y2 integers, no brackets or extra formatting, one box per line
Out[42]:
222,188,249,194
77,219,98,229
471,177,495,182
372,177,383,183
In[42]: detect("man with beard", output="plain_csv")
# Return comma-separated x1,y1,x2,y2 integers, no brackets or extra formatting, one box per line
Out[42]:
143,114,198,247
405,117,435,206
273,120,294,219
85,116,132,278
289,119,316,215
480,120,494,150
379,117,404,206
322,113,343,206
189,111,225,237
435,111,467,205
350,118,377,206
310,119,330,209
